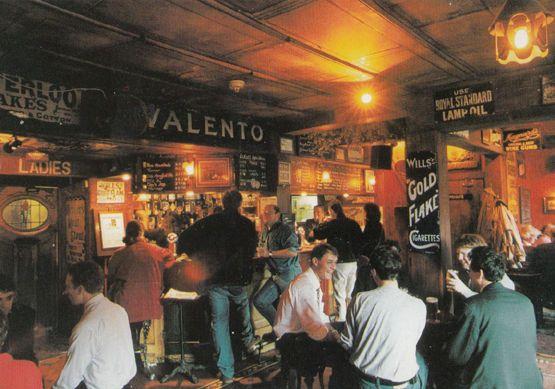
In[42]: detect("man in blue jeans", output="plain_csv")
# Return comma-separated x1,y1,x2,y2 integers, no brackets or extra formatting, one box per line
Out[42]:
254,205,301,329
178,190,258,384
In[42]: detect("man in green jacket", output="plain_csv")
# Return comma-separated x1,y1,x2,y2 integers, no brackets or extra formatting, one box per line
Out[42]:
447,246,542,388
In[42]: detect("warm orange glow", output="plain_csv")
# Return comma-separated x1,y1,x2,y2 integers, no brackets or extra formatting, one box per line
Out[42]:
322,171,331,183
121,173,131,181
369,177,376,186
360,93,372,104
513,27,529,49
343,193,349,198
183,161,195,176
301,192,308,197
185,190,195,198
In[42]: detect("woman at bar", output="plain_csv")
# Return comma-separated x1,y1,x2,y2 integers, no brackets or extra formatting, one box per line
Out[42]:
311,203,362,321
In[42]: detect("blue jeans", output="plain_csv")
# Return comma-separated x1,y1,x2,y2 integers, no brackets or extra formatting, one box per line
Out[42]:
358,352,428,389
253,266,301,325
208,285,254,378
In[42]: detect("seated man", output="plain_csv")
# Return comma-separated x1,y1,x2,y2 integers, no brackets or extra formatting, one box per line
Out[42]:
341,246,427,389
0,312,42,389
447,247,542,389
447,234,514,299
0,274,36,363
54,261,136,389
274,243,349,388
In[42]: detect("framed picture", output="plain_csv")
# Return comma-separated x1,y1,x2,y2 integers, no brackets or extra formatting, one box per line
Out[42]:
542,75,555,105
544,196,555,214
336,148,346,161
519,188,531,224
347,147,364,163
94,211,125,256
279,137,295,154
196,158,231,187
278,161,291,185
481,129,491,145
516,152,526,178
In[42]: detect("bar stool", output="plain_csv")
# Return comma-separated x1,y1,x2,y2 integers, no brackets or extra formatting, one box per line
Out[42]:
276,333,326,389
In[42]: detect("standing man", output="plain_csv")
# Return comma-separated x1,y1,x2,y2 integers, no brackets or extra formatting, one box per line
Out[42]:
340,246,427,389
447,247,542,388
311,202,362,321
54,261,136,389
178,190,258,384
254,205,301,328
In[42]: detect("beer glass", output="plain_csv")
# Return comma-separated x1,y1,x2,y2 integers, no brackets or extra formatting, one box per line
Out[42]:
425,297,439,322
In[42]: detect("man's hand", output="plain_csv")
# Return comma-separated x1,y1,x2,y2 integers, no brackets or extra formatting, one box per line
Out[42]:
256,247,269,258
446,271,473,297
325,325,341,342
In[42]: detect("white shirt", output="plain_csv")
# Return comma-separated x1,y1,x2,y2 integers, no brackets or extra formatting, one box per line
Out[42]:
462,273,515,299
54,294,136,389
340,284,426,382
274,267,330,341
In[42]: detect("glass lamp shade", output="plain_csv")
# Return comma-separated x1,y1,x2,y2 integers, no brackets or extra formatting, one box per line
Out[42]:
489,0,553,65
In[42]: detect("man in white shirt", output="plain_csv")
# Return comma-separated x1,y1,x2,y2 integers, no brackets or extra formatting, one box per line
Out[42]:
274,243,351,388
340,246,427,389
447,234,514,299
54,261,136,389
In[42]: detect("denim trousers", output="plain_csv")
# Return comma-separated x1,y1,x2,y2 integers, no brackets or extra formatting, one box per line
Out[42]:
358,352,429,389
208,285,254,378
253,265,301,325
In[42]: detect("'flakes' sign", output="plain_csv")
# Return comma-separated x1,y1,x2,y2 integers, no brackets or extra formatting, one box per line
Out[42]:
0,73,81,125
406,151,440,254
434,83,494,123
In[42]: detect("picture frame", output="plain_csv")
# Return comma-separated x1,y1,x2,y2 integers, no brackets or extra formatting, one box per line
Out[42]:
196,158,231,187
279,137,295,155
519,188,531,224
94,211,125,256
544,196,555,214
335,148,346,161
516,152,526,178
278,161,291,185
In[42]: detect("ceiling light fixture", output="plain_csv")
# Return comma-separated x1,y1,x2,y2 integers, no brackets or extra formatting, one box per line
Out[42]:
360,92,373,104
229,79,245,93
3,136,22,154
489,0,553,65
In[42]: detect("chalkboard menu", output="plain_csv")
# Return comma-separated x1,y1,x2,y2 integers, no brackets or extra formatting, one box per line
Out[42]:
236,153,272,191
297,135,334,159
290,159,363,194
139,155,176,192
406,151,440,254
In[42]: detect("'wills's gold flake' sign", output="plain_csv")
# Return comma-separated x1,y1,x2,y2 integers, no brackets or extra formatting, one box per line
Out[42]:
434,83,494,123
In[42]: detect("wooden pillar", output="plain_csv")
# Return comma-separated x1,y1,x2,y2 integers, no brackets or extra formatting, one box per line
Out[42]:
405,129,452,304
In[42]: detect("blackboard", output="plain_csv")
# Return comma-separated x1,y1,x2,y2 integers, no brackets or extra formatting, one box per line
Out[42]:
297,135,334,159
290,159,363,194
140,155,176,192
236,153,271,191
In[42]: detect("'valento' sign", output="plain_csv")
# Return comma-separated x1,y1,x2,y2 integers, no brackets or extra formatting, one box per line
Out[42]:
434,83,494,123
406,151,440,254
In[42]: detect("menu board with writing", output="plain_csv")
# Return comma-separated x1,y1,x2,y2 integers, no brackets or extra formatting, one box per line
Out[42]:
236,153,270,191
297,135,334,159
290,159,363,194
140,155,176,192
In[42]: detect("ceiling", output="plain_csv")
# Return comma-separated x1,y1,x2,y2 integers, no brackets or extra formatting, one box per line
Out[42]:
1,0,555,135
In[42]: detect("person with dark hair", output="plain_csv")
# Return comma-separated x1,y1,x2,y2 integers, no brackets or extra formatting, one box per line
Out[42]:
528,241,555,308
108,220,173,362
304,205,327,243
361,203,385,258
447,233,514,299
311,202,362,321
341,246,427,389
447,247,542,389
254,204,301,327
0,312,43,389
177,190,258,384
0,273,36,363
54,261,136,389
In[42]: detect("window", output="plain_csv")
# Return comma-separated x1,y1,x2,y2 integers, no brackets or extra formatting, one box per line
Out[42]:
2,198,49,232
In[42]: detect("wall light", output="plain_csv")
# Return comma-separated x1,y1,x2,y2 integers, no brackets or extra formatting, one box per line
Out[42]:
3,136,22,153
321,171,331,183
489,0,553,65
183,161,195,176
121,173,132,181
360,92,373,104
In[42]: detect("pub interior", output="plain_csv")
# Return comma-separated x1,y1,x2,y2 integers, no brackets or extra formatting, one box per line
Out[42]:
0,0,554,388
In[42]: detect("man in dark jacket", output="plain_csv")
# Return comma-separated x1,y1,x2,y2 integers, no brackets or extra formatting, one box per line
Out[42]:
311,202,362,321
177,190,258,384
447,246,542,389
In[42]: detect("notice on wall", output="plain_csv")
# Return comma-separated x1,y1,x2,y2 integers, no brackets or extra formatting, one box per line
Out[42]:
406,151,440,254
139,155,176,192
434,83,494,123
503,128,542,151
0,73,81,125
98,212,125,250
236,153,271,191
96,181,125,204
66,197,86,264
290,159,363,194
297,135,334,159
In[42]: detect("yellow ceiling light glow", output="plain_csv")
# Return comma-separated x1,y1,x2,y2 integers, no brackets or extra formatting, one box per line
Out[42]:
360,92,372,105
489,0,553,65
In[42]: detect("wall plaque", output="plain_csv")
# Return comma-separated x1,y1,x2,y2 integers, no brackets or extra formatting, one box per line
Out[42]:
406,151,440,254
434,83,494,123
503,128,542,151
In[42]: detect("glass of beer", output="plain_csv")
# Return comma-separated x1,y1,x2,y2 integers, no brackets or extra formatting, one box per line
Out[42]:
425,297,439,322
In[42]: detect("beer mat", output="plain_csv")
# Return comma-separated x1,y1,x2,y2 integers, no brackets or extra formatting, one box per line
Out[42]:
162,288,201,300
